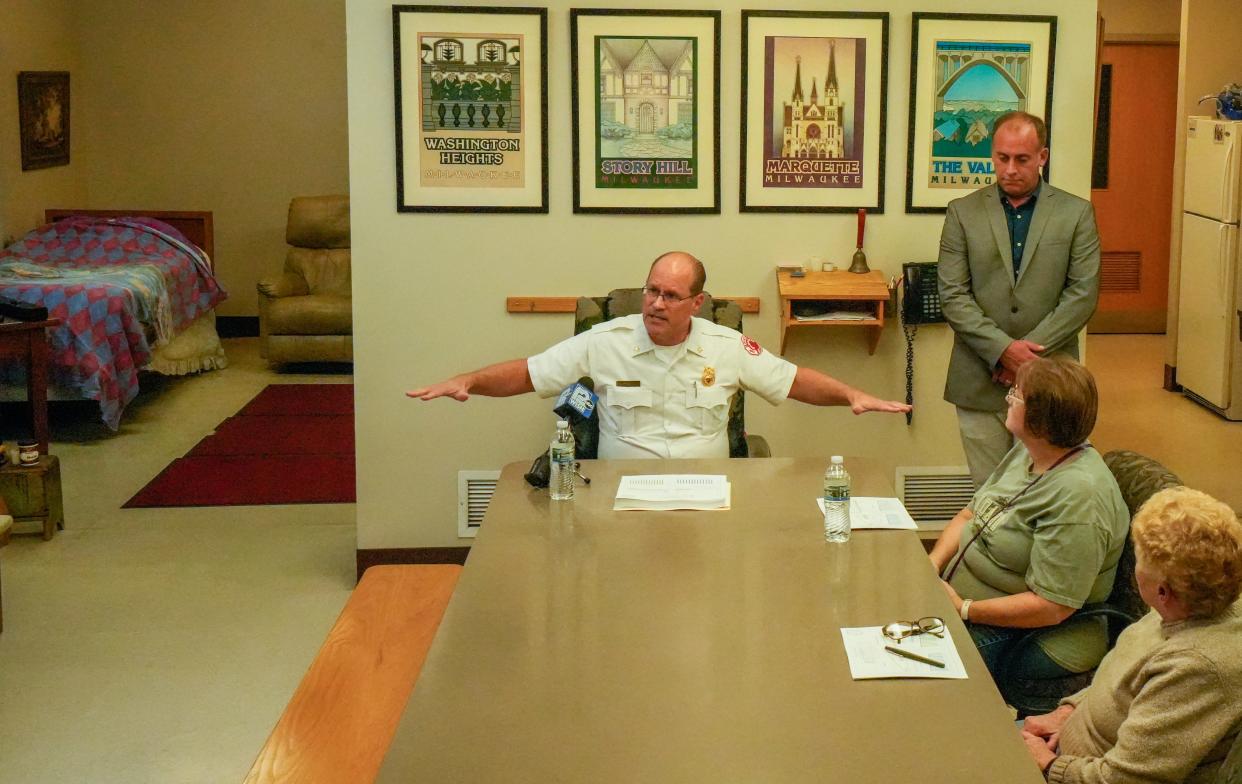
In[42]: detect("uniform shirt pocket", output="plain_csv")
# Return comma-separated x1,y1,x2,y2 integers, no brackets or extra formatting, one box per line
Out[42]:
686,386,731,434
606,386,653,435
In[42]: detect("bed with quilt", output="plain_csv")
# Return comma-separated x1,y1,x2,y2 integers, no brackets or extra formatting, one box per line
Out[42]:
0,209,228,429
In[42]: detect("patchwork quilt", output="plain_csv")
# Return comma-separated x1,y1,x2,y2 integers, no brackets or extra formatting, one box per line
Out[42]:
0,217,227,429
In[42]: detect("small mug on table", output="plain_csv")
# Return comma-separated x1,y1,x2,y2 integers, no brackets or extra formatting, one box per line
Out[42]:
18,440,39,466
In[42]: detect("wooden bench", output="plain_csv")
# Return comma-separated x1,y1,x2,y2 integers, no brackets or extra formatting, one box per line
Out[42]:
244,564,462,784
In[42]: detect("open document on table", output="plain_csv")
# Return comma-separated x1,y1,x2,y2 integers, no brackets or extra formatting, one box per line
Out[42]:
840,626,968,679
614,474,731,511
815,496,919,530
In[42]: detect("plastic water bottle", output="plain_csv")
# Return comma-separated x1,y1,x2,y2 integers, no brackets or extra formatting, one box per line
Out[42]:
823,455,851,543
549,420,576,501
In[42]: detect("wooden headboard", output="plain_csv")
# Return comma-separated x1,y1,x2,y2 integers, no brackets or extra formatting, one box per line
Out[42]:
44,209,215,268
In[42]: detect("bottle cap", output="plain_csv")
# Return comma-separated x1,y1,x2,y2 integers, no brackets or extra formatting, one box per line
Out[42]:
556,420,569,428
831,455,843,464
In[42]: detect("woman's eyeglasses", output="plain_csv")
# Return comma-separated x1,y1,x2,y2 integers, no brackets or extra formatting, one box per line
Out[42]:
881,616,945,643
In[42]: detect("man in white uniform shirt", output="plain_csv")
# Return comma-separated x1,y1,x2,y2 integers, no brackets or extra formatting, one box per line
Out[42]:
408,252,911,458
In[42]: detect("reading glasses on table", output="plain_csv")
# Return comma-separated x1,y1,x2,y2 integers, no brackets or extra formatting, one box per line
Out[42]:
881,616,945,643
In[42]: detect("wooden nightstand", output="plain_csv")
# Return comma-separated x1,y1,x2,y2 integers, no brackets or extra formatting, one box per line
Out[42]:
0,454,64,541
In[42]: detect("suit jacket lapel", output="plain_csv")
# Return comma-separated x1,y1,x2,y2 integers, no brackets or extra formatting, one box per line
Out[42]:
1016,185,1054,287
985,187,1014,288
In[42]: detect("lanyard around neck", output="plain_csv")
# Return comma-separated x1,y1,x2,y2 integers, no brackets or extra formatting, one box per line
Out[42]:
941,443,1090,584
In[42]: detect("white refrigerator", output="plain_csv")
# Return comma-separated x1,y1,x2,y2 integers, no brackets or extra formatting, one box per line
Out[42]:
1177,116,1242,420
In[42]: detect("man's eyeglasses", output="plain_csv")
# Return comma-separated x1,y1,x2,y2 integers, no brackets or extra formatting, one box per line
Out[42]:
881,616,945,643
1005,387,1024,406
641,285,696,304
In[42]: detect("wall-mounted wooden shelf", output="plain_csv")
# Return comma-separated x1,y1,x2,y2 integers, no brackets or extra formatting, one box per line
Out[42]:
775,270,890,355
506,296,760,314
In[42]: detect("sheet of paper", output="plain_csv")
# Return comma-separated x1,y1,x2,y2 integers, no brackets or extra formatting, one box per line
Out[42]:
840,626,968,680
792,310,873,322
614,474,731,511
814,496,919,530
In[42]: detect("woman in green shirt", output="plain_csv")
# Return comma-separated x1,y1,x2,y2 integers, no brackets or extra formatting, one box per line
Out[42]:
928,356,1129,690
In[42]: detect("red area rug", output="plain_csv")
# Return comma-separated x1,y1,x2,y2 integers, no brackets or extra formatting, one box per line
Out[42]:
124,384,354,508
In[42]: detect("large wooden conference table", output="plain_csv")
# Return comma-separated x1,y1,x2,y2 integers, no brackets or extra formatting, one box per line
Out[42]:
377,457,1043,783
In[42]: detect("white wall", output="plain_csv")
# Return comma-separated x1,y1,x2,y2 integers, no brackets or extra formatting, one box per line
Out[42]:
71,0,350,317
1098,0,1180,40
348,0,1102,549
0,0,86,244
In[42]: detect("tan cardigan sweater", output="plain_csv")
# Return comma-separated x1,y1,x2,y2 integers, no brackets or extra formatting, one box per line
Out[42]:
1047,600,1242,784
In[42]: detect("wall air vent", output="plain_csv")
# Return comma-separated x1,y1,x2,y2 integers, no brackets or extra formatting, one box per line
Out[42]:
1099,251,1141,293
457,470,500,538
895,466,974,533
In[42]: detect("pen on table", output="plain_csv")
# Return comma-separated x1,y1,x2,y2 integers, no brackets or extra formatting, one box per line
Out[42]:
884,644,945,669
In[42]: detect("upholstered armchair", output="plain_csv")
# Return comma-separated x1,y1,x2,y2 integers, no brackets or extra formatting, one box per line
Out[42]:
257,195,352,364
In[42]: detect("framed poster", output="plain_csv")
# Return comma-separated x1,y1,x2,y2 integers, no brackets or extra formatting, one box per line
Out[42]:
740,11,889,213
905,13,1057,213
393,5,548,213
571,9,720,214
17,71,70,171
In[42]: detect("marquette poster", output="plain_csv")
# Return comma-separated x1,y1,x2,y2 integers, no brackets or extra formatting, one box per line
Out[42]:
740,12,887,213
762,36,867,190
593,36,698,190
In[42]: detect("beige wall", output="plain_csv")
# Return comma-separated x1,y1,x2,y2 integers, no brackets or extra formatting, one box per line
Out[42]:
0,0,349,316
1098,0,1180,40
348,0,1103,549
1167,0,1242,366
0,0,86,244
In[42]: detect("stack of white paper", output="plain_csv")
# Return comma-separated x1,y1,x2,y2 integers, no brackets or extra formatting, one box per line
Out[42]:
815,496,919,530
792,309,874,322
613,474,731,511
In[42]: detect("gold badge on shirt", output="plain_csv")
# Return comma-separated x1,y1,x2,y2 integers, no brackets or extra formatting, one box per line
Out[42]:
701,367,716,387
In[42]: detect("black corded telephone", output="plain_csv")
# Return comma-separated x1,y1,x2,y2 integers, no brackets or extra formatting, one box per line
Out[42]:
901,262,945,325
899,262,946,424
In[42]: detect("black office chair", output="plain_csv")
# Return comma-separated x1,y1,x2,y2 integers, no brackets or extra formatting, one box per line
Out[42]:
572,288,769,458
999,449,1181,717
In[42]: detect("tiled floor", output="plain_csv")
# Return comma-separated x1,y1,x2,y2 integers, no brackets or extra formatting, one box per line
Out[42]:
0,333,1237,783
0,338,355,784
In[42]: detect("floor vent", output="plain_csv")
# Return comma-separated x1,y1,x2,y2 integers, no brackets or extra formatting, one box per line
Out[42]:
895,466,974,532
458,470,500,538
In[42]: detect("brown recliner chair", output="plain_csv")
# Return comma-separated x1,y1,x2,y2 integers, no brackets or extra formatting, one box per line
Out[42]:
257,195,352,364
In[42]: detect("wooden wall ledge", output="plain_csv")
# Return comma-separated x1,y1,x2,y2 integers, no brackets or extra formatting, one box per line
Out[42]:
507,296,760,314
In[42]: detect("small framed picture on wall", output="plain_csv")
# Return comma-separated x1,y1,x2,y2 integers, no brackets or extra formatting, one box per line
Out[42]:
905,12,1057,213
739,11,889,213
392,5,549,213
571,8,721,214
18,71,70,171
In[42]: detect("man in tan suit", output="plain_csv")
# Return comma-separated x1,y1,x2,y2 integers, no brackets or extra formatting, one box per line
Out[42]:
937,111,1101,487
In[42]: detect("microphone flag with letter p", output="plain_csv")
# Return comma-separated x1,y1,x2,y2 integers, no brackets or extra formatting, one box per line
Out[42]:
554,378,598,424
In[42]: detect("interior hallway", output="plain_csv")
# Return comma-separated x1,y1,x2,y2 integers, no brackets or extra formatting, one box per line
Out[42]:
1085,334,1242,512
0,333,1237,783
